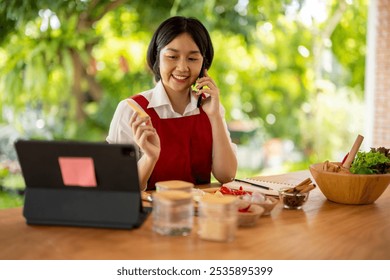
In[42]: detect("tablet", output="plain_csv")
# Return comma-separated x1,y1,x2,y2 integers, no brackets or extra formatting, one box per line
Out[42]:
14,140,149,229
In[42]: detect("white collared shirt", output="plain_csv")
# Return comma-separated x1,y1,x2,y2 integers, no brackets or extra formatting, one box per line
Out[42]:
106,81,236,154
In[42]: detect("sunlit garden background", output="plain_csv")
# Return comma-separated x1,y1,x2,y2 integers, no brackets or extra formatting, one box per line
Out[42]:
0,0,367,208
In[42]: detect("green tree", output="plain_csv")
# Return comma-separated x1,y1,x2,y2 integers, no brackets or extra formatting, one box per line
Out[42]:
0,0,368,160
0,0,130,123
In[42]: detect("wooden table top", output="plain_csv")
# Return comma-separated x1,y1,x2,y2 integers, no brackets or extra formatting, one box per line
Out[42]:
1,170,389,260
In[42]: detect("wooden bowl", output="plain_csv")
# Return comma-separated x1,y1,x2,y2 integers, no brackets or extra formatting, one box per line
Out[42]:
252,196,278,215
309,162,390,205
237,205,264,227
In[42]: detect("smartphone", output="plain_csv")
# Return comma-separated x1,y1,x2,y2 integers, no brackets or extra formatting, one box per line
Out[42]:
196,62,206,108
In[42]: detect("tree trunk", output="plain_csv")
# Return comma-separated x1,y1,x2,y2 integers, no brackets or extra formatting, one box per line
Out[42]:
312,1,347,82
84,43,102,101
70,48,86,122
66,0,127,121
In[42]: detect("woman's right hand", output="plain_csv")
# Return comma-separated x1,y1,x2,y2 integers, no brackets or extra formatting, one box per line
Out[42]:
129,113,161,161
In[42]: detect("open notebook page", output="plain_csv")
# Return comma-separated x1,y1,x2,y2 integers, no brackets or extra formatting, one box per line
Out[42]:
224,170,311,197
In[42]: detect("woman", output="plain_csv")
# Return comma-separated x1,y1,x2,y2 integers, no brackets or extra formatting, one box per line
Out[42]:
106,16,237,190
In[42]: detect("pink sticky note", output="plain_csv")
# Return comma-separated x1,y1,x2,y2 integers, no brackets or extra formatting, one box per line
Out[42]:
58,157,97,187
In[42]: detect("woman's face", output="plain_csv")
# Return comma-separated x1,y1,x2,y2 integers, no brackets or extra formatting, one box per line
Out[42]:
159,32,203,96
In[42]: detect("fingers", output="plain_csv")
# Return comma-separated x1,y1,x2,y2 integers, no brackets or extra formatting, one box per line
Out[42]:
193,70,221,115
137,130,157,146
196,78,216,90
129,110,138,124
130,112,150,127
196,73,217,95
195,78,218,100
130,113,154,138
134,125,156,141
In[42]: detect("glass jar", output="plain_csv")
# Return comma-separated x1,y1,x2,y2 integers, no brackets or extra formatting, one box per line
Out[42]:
152,190,193,236
155,180,194,193
198,195,238,242
278,188,309,210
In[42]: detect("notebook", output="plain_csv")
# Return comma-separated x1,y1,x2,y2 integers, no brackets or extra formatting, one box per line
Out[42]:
14,139,150,229
224,170,311,196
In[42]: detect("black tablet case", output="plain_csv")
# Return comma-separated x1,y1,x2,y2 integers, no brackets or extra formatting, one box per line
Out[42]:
14,140,149,229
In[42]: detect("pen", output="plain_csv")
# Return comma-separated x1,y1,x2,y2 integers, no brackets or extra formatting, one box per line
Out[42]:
234,178,271,190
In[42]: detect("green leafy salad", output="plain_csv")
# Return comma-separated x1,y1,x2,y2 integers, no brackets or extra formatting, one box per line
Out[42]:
350,147,390,174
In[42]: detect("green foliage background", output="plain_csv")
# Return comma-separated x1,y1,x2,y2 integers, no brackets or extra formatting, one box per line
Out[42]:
0,0,368,207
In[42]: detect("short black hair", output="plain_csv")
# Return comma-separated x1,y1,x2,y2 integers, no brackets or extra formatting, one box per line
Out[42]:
146,16,214,82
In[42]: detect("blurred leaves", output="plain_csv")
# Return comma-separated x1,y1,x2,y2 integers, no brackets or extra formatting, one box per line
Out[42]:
0,0,368,163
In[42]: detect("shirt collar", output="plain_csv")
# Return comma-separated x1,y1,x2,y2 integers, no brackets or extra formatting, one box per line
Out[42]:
148,81,171,109
148,80,199,115
187,92,199,113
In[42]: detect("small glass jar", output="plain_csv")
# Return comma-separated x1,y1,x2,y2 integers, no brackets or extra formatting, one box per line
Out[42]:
152,190,193,236
198,195,238,242
155,180,194,193
278,188,309,210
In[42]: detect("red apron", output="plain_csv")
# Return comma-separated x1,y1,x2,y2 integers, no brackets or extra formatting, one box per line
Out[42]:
132,95,213,190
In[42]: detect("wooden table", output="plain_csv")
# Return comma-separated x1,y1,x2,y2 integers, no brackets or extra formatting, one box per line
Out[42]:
0,171,389,260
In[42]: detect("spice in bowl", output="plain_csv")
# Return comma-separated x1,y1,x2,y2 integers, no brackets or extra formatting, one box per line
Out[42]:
279,178,316,210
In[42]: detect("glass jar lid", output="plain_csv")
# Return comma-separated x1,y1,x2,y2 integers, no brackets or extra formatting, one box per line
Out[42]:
155,180,194,192
199,195,237,209
152,190,192,205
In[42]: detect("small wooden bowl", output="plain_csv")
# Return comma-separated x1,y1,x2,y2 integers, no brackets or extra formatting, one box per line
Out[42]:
237,205,264,227
252,197,278,215
309,162,390,205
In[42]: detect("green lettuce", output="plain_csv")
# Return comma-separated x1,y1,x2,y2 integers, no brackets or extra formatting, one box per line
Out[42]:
350,149,390,174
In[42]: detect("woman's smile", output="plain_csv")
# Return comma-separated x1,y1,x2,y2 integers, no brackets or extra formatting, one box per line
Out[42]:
172,74,190,81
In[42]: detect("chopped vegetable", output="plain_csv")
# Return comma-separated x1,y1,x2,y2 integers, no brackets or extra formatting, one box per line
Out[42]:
219,186,252,196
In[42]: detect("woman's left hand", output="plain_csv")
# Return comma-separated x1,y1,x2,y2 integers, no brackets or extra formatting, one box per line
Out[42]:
192,69,220,118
